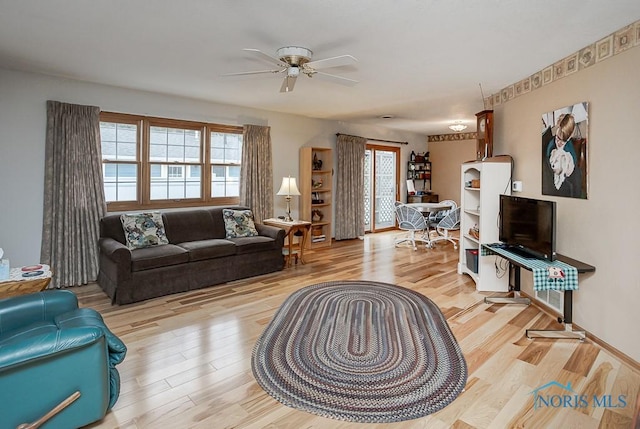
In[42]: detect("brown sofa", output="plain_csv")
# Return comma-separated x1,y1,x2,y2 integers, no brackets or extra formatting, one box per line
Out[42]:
97,207,285,304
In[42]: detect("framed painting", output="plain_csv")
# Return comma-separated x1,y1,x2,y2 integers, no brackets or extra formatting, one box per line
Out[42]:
541,102,588,199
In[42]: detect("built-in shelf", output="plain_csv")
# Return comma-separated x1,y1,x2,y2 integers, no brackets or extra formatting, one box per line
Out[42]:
300,147,333,249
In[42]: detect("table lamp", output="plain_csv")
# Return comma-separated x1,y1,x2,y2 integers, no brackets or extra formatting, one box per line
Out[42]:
277,176,301,222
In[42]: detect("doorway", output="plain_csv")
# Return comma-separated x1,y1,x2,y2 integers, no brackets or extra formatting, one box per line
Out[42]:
364,144,400,233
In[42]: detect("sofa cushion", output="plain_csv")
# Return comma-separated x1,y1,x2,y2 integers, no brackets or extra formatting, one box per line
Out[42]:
177,239,237,262
228,236,277,255
163,210,218,243
130,244,189,272
222,209,259,238
120,212,169,250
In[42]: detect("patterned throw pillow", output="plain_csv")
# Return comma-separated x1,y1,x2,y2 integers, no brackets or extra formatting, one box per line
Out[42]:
120,212,169,250
223,209,259,238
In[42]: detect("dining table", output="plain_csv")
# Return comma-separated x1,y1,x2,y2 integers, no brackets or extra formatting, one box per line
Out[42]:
404,202,455,247
405,202,453,215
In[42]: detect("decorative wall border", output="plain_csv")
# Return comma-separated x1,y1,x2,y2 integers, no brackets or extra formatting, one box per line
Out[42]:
428,132,477,142
487,19,640,107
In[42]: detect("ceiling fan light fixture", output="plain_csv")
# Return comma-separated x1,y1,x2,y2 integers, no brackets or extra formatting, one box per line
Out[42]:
226,46,358,93
448,122,468,132
277,46,312,66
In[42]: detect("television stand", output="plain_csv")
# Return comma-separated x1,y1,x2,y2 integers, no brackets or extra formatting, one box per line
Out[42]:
481,244,595,340
482,244,531,305
483,264,531,305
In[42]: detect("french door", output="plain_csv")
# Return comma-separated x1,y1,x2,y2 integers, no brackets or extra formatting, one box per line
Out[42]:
364,144,400,232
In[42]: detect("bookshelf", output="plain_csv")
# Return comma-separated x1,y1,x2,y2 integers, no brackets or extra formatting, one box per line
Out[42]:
299,147,333,249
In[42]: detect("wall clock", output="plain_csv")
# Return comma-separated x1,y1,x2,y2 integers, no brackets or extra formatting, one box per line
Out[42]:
476,110,493,160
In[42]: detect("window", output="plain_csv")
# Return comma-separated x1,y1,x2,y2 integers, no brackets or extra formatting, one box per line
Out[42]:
100,112,243,211
167,165,184,178
211,132,242,198
100,118,140,203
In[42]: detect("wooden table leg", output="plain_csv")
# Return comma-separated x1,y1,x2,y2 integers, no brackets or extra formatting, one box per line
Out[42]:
287,229,293,267
298,225,310,264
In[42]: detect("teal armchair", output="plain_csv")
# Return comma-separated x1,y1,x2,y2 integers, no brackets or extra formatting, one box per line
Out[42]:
0,290,126,428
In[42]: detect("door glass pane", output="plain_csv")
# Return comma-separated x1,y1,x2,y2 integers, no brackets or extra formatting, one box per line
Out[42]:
374,150,396,229
364,150,372,231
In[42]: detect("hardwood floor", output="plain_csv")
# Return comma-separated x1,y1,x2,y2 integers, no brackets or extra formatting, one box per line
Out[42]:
77,231,639,428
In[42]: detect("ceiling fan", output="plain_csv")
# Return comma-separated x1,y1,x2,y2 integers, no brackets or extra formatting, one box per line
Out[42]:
223,46,358,93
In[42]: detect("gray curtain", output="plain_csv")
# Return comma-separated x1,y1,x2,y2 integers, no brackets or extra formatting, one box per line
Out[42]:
240,124,273,222
335,134,366,240
41,101,106,288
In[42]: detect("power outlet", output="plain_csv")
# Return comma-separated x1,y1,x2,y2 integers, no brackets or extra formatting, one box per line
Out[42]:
512,181,523,192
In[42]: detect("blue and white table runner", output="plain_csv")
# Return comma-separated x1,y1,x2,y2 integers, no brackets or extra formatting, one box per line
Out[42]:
481,245,578,291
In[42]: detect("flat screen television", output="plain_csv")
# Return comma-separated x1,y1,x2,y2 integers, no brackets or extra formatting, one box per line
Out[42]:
499,195,556,261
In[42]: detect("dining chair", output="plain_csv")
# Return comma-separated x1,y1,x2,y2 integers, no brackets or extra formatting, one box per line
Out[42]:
427,199,457,228
394,203,430,250
431,207,461,249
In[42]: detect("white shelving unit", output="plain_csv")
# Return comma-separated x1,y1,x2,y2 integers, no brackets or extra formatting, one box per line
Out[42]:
458,158,512,291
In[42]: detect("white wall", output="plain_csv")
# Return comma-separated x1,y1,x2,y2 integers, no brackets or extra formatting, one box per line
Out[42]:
0,68,426,266
494,47,640,362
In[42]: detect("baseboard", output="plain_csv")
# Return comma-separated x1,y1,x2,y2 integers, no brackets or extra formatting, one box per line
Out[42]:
520,290,640,372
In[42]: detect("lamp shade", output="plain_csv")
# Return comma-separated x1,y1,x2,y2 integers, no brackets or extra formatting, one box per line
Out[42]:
277,176,301,196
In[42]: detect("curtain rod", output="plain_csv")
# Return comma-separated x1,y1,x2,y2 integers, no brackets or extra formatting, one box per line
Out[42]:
336,133,408,145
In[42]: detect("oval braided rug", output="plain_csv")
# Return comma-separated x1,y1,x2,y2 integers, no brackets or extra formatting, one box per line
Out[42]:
252,280,467,423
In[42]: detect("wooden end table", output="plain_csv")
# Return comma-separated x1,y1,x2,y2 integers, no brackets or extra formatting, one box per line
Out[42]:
0,264,53,299
262,219,312,267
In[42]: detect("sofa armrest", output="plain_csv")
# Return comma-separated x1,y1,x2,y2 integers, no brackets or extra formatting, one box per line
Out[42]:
255,224,286,241
0,290,78,334
99,237,132,266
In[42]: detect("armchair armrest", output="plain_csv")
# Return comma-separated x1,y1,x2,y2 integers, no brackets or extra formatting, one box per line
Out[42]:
0,290,78,334
0,325,104,370
56,308,127,366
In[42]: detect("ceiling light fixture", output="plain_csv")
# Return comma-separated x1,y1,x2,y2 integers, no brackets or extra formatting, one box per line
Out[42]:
448,121,467,132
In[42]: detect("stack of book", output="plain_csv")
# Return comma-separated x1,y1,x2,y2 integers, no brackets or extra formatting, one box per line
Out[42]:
311,234,326,243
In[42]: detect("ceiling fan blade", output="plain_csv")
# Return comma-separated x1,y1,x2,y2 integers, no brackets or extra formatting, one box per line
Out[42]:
280,76,297,93
313,71,359,85
243,48,287,67
221,69,283,76
305,55,357,70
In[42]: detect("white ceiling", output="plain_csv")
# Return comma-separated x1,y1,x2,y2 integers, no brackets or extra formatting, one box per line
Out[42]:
1,1,639,135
